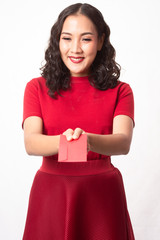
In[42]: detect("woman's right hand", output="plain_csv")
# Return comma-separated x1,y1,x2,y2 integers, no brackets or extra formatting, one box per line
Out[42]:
63,128,85,140
62,128,91,152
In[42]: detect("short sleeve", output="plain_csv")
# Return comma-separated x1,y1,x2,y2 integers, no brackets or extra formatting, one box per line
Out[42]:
22,79,42,127
114,83,134,125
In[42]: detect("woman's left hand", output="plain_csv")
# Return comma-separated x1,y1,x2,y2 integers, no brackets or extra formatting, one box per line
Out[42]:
62,128,91,152
62,128,85,141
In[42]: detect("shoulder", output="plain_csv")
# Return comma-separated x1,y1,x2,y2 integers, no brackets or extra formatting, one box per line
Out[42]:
113,81,134,124
26,76,46,89
25,77,48,96
101,81,133,99
115,81,133,92
113,81,134,98
24,76,49,102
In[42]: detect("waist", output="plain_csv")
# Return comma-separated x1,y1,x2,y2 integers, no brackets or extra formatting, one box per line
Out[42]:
39,157,114,176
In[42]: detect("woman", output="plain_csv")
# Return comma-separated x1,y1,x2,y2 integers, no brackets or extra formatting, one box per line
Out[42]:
22,3,135,240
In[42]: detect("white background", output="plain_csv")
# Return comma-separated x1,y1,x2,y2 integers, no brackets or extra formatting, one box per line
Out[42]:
0,0,160,239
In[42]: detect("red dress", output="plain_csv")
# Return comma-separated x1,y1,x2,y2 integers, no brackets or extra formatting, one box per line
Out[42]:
22,76,135,240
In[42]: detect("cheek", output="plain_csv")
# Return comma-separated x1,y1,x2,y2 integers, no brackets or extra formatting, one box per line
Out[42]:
83,43,98,56
59,41,69,55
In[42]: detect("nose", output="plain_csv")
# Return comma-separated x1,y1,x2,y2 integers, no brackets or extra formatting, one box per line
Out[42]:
70,39,82,54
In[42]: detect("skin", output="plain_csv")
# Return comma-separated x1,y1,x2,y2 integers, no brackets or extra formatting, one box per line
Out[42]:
23,14,133,157
59,14,104,77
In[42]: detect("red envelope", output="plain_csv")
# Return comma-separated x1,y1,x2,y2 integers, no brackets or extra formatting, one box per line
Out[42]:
58,134,87,162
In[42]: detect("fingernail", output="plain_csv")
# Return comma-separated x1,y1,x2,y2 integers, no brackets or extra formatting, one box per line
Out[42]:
73,134,78,139
67,135,72,141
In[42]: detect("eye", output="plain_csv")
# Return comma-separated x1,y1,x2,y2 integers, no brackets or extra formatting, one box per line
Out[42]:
83,38,92,42
62,37,71,41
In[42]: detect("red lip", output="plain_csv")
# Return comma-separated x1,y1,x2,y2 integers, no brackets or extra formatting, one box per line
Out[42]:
69,56,84,64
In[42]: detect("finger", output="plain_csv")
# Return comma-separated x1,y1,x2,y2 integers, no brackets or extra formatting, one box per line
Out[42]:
86,133,90,152
87,142,91,153
63,128,74,141
73,128,85,139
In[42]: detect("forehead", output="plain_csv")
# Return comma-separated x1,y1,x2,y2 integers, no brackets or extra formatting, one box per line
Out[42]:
61,14,97,35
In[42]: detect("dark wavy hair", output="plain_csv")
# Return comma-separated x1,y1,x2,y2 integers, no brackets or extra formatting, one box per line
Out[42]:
41,3,121,98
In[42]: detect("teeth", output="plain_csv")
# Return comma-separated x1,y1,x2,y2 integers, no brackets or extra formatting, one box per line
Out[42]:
70,57,83,61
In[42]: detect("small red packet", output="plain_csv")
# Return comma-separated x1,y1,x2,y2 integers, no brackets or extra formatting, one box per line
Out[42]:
58,134,87,162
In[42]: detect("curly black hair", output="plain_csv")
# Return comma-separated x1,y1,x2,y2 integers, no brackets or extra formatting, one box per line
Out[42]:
40,3,121,98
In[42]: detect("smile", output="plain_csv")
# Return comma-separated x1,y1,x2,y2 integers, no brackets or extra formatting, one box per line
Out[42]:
69,56,84,64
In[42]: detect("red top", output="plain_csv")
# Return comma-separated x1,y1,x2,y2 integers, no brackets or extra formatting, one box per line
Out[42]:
23,76,134,160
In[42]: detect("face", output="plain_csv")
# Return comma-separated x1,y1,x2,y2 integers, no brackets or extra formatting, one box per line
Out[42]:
59,14,104,77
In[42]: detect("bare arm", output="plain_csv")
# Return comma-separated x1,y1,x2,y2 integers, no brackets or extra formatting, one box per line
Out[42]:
24,115,133,157
23,116,60,156
87,115,133,155
63,115,134,156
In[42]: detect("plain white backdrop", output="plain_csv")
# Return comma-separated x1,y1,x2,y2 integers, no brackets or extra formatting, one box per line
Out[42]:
0,0,160,239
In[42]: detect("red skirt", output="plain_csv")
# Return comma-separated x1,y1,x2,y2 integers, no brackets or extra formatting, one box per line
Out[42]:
22,159,135,240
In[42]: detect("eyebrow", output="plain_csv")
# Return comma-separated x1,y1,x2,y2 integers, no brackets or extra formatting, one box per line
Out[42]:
61,32,94,36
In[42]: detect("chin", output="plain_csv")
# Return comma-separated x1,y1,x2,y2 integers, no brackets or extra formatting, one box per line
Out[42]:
71,72,88,77
70,68,89,77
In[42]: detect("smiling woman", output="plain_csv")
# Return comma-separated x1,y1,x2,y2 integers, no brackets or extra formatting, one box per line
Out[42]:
59,14,104,77
22,3,135,240
40,3,120,99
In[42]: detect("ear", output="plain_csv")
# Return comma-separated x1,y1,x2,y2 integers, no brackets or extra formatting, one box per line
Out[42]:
97,33,105,51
